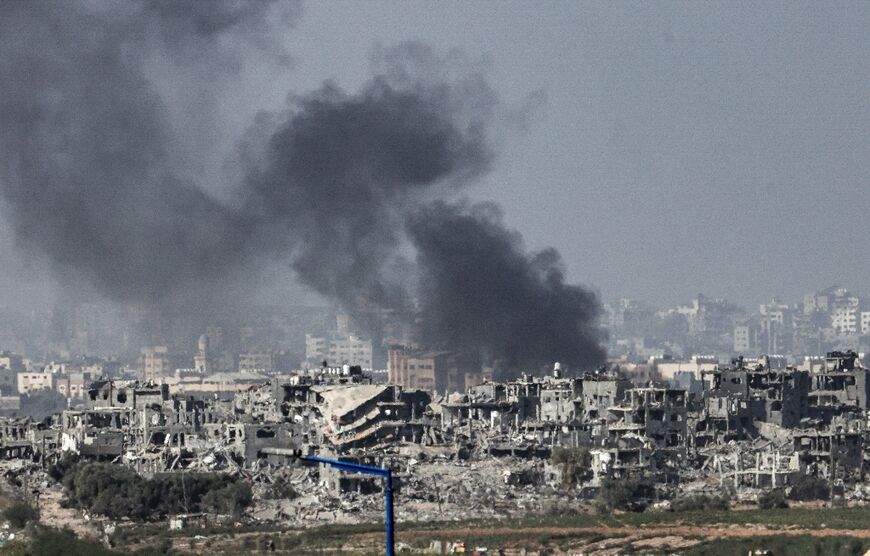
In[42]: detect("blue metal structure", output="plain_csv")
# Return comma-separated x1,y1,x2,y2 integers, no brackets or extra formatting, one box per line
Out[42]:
304,455,395,556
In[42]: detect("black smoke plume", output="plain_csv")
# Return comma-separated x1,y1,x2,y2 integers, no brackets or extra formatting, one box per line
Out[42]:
0,2,605,372
408,202,606,373
243,72,494,318
0,0,298,305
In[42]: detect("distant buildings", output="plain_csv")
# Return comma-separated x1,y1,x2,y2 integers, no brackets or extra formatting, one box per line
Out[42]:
17,372,52,395
652,355,718,381
387,348,485,393
193,334,212,374
608,286,870,363
13,356,112,400
238,351,274,373
0,351,23,372
142,346,171,382
305,334,373,369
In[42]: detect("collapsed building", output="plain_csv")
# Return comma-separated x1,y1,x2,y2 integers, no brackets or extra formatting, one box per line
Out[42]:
1,352,870,523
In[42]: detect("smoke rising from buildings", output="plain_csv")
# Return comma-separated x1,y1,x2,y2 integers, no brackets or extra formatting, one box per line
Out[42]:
0,1,605,372
242,52,495,320
408,201,606,373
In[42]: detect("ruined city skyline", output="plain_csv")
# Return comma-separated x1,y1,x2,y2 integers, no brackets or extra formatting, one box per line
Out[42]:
3,3,870,552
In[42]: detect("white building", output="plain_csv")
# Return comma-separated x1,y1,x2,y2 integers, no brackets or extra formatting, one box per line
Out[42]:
832,305,859,335
860,311,870,336
652,355,718,380
306,334,373,369
734,325,751,352
17,372,53,394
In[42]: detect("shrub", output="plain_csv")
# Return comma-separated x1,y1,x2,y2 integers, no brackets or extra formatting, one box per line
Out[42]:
758,488,789,509
551,447,592,488
48,453,81,483
0,528,118,556
56,461,253,521
202,481,253,517
3,500,39,529
595,478,655,513
788,475,829,501
670,494,730,512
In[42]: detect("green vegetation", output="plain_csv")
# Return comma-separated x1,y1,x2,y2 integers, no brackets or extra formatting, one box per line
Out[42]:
789,475,830,501
67,506,870,555
594,478,655,513
758,488,790,509
0,528,184,556
2,501,39,529
56,461,252,520
550,446,591,488
684,535,868,556
669,494,730,512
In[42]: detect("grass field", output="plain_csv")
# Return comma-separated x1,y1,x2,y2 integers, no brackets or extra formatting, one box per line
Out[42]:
9,505,870,554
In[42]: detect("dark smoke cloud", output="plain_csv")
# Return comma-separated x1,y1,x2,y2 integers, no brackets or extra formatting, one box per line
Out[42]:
243,63,494,314
0,0,296,304
408,202,607,373
0,2,605,372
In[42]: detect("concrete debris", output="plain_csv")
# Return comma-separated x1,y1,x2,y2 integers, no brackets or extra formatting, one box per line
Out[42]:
1,352,870,527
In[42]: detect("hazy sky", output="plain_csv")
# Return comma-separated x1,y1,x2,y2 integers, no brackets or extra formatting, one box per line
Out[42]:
272,1,870,308
3,2,870,311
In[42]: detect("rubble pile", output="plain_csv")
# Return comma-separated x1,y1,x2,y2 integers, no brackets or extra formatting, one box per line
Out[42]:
1,352,870,527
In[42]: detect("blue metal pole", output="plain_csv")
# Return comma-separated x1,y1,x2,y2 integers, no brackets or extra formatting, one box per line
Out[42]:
385,469,394,556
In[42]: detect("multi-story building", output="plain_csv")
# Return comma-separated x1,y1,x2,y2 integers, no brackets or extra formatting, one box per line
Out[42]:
55,372,93,400
860,311,870,336
328,335,373,369
305,334,328,363
306,334,373,369
733,321,763,353
387,348,473,393
0,351,24,372
142,346,171,382
832,304,859,335
653,355,718,381
238,351,274,374
17,372,54,394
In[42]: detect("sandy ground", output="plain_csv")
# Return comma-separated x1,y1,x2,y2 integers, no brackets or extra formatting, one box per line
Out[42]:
36,486,103,539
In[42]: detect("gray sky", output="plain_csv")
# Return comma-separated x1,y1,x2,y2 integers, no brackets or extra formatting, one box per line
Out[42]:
272,1,870,308
3,1,869,312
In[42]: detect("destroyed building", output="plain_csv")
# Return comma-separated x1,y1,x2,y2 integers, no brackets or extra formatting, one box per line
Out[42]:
0,351,869,524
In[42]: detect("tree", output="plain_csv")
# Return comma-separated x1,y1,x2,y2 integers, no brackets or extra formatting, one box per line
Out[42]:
758,488,789,509
551,446,592,488
202,481,253,517
595,478,655,513
55,461,253,521
3,501,39,529
788,476,829,502
670,494,729,512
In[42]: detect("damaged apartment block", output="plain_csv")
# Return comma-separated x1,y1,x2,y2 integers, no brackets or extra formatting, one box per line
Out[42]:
0,352,870,521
